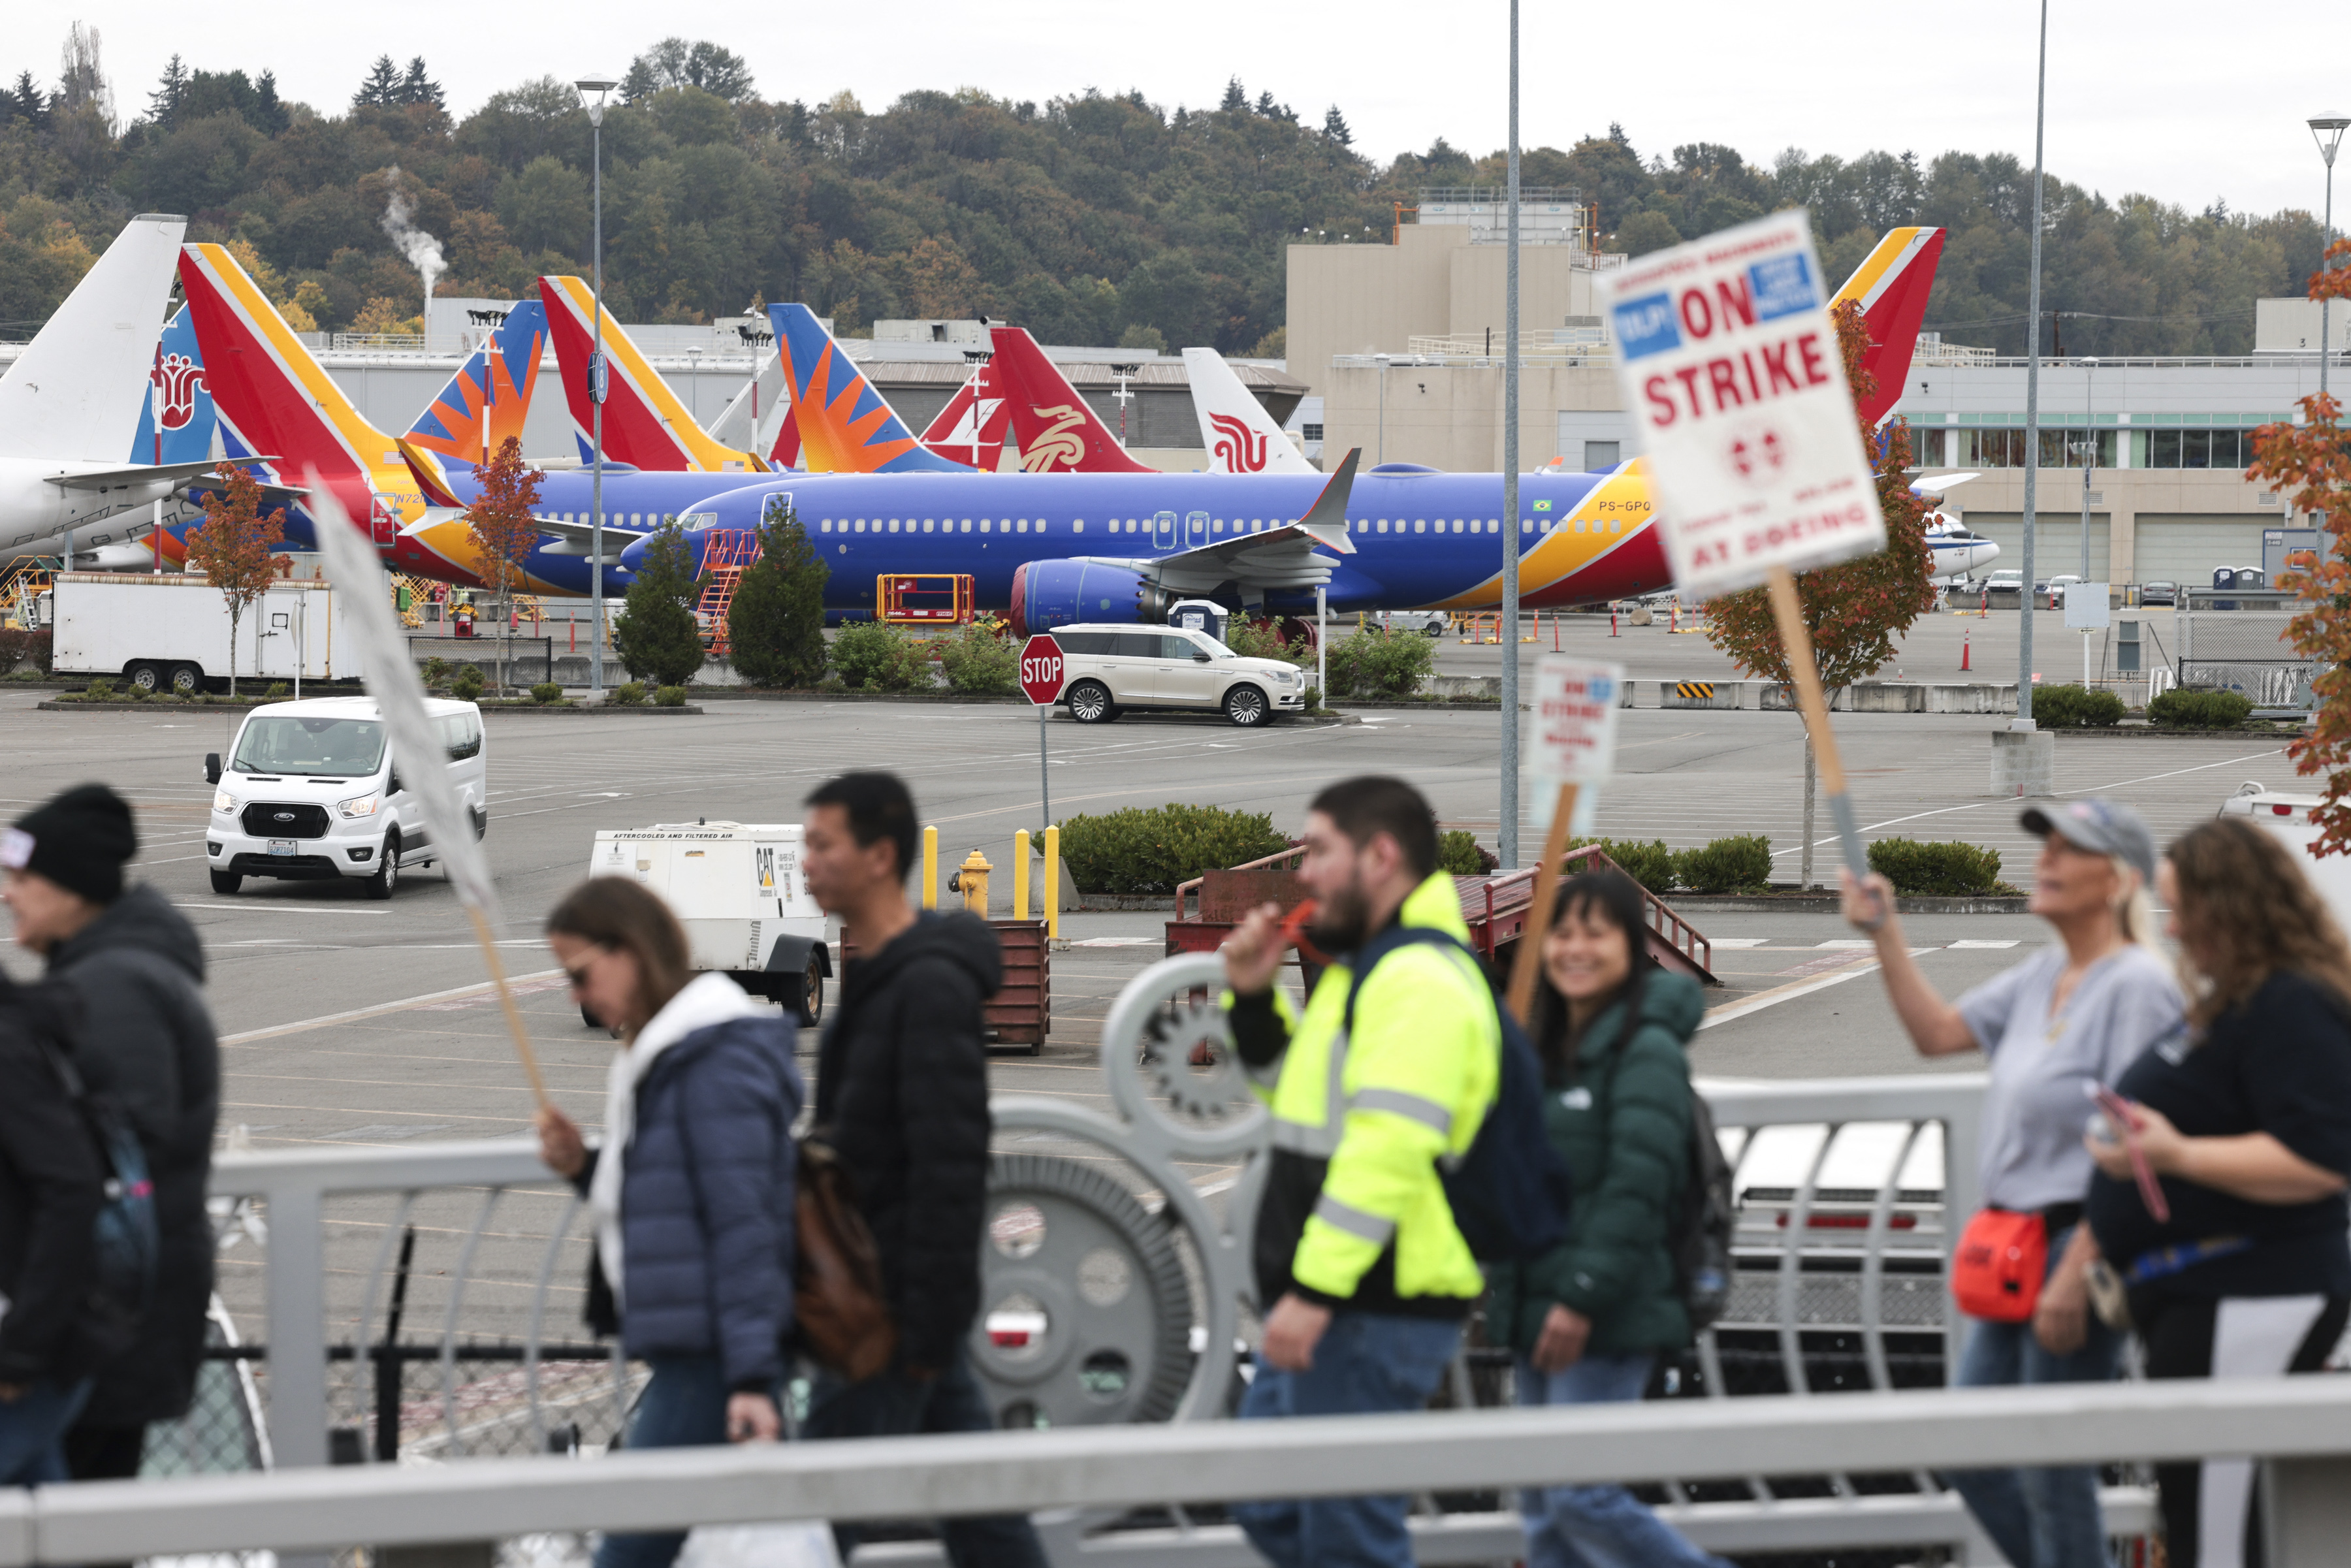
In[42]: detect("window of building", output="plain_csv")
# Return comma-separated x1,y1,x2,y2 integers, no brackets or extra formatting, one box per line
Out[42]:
1302,423,1324,441
1586,441,1621,467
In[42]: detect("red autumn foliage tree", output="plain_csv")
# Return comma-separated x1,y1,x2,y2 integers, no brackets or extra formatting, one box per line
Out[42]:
1700,299,1939,686
2256,238,2351,856
184,460,288,696
462,436,546,692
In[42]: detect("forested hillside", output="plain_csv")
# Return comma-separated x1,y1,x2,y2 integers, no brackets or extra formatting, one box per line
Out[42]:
0,30,2330,357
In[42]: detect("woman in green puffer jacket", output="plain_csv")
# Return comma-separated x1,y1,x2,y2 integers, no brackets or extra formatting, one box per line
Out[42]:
1486,869,1731,1568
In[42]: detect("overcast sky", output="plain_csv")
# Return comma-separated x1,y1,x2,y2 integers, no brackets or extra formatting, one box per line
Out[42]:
22,0,2346,221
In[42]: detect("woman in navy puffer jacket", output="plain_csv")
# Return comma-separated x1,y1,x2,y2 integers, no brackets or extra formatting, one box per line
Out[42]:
536,877,802,1568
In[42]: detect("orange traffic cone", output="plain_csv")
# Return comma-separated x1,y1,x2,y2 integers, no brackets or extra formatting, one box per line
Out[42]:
1961,630,1972,673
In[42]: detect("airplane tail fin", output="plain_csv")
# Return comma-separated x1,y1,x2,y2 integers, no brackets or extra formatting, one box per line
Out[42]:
540,275,765,473
129,304,218,468
403,298,545,481
177,240,398,535
767,304,974,474
986,327,1154,473
1829,227,1947,426
918,358,1014,470
0,213,184,462
1181,347,1316,475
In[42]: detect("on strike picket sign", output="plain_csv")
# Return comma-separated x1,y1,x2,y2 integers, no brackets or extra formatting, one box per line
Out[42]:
1597,209,1885,598
1526,656,1624,835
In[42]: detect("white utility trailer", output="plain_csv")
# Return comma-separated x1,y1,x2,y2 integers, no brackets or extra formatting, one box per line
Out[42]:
584,821,832,1027
41,572,360,694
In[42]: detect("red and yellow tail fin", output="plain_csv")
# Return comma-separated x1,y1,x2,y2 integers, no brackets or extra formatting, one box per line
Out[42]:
541,275,764,473
1828,227,1946,425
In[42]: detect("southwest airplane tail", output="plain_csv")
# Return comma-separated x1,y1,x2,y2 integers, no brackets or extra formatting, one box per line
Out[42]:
178,241,427,553
398,299,546,504
985,327,1154,473
1835,226,1944,425
1182,347,1317,475
541,275,765,473
768,303,975,475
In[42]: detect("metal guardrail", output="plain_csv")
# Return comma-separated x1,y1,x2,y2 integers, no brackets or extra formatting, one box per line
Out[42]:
182,956,2087,1563
19,1380,2351,1567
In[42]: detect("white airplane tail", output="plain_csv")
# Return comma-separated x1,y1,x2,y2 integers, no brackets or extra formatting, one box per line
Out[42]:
0,213,185,462
1181,347,1315,475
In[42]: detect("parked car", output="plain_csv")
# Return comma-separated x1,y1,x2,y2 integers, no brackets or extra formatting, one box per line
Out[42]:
203,696,487,898
2038,573,2081,609
1979,570,2024,604
2139,580,2179,607
1050,624,1307,726
1371,609,1450,637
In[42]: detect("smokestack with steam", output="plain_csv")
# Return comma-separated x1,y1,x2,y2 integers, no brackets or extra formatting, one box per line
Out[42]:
380,165,447,340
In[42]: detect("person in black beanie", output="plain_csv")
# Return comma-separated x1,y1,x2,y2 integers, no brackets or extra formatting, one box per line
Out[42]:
1,784,219,1482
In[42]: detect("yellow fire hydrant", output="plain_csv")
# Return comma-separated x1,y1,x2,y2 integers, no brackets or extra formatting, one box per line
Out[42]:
956,848,993,917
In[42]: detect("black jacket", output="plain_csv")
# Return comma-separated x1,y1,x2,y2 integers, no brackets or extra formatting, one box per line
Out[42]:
47,884,220,1426
0,976,106,1388
814,911,999,1373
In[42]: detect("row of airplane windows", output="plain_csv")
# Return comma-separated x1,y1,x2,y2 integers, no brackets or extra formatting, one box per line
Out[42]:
527,513,1628,538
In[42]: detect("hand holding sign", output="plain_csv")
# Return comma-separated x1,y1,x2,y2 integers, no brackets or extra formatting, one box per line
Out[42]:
1599,211,1887,901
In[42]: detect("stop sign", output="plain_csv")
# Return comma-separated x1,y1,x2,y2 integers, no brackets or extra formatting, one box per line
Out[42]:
1018,633,1067,706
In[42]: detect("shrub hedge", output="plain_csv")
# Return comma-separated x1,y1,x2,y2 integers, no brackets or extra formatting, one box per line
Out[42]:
1868,837,2005,895
450,667,485,700
1059,803,1292,895
529,682,564,705
654,685,690,707
2149,688,2254,728
831,622,931,692
1673,835,1774,894
612,681,646,705
936,625,1018,695
2030,684,2125,728
1437,829,1494,876
1323,626,1435,697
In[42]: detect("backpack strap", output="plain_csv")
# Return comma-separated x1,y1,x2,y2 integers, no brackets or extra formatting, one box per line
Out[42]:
1341,926,1483,1037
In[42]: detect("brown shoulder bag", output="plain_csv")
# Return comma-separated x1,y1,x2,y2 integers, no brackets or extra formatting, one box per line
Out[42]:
793,1134,898,1381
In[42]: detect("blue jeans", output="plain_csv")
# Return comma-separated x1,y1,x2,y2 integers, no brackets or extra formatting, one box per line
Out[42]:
1232,1311,1463,1568
0,1377,92,1488
597,1356,776,1568
1948,1226,2122,1568
1514,1353,1732,1568
803,1349,1047,1568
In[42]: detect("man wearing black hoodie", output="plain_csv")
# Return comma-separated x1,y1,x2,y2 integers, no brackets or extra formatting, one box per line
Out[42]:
3,784,220,1482
799,771,1044,1568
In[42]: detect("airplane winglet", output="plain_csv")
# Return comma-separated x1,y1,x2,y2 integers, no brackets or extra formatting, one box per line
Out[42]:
398,438,462,509
1295,448,1360,554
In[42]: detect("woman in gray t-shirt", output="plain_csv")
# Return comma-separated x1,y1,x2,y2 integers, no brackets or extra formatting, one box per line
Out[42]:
1841,797,2183,1568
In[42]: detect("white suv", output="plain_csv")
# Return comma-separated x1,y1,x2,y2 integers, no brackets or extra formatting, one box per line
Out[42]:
1049,624,1306,726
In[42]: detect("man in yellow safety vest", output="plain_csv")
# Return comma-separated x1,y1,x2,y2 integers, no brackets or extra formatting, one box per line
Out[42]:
1221,775,1500,1568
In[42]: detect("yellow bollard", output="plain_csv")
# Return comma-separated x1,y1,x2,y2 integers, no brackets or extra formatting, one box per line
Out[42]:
1044,825,1061,942
922,826,938,910
1013,829,1031,920
957,849,993,916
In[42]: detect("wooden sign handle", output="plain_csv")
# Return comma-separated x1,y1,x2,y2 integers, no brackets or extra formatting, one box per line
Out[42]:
467,904,551,1111
1505,782,1580,1028
1763,565,1881,923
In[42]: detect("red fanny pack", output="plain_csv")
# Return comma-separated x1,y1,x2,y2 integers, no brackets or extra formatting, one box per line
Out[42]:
1951,1209,2048,1322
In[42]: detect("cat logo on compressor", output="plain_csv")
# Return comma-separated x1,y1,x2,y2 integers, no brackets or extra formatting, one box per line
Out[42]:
1018,634,1067,706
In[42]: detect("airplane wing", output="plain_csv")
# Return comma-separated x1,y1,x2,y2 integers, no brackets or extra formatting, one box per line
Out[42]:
1092,449,1360,590
528,511,659,556
42,458,246,490
1915,472,1981,491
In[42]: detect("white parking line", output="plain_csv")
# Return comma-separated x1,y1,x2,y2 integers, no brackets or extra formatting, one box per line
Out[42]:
221,969,563,1046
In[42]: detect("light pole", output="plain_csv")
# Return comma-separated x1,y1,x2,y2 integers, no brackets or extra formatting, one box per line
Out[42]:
1374,353,1390,464
2312,115,2348,402
1499,0,1522,870
576,74,618,695
2014,0,2049,733
2081,356,2097,686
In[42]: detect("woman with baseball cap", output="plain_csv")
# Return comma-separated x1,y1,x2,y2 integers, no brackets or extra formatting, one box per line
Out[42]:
1842,797,2183,1568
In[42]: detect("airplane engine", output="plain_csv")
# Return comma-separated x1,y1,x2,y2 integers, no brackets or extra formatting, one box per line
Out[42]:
1009,561,1169,637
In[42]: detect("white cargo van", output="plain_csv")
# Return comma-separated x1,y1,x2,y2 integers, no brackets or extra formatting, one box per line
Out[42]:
584,822,832,1023
202,697,486,898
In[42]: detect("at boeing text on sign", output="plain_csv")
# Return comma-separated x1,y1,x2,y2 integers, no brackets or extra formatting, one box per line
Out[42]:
1597,209,1885,598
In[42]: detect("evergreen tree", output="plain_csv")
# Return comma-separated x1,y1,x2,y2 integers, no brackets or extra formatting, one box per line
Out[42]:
1220,77,1246,113
618,58,660,104
1255,90,1277,117
1322,105,1351,146
12,71,48,129
612,520,707,688
398,57,443,109
726,500,829,686
627,38,754,102
353,54,398,108
253,69,288,134
148,54,188,129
